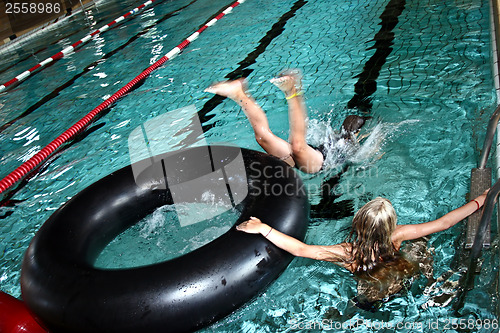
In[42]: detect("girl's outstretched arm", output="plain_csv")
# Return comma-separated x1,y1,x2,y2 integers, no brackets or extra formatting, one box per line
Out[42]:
236,217,348,263
392,190,489,243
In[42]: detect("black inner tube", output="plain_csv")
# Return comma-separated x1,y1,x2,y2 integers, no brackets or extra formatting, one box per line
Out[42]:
21,146,309,333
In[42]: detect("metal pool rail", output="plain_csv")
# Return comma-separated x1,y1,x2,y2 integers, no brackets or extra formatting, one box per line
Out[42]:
455,104,500,311
465,105,500,249
0,0,246,195
455,177,500,310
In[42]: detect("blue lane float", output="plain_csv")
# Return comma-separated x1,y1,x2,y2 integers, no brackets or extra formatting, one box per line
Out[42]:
21,146,309,333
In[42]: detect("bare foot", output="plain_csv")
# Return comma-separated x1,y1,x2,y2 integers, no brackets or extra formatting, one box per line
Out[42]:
270,69,302,96
204,78,247,100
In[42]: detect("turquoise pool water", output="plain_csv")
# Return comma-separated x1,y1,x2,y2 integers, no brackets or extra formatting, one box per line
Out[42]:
0,0,498,331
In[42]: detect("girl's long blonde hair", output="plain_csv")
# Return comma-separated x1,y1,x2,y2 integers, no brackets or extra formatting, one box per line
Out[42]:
347,197,399,274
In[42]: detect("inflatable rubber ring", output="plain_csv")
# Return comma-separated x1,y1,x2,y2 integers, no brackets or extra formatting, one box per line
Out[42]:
21,146,309,333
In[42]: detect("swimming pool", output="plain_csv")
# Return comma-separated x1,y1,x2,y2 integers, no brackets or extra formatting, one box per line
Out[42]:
0,0,498,331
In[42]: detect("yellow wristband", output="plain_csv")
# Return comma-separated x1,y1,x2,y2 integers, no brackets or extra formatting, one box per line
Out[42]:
286,91,303,100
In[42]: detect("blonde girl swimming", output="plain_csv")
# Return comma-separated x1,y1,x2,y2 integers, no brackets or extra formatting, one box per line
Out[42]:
236,190,489,302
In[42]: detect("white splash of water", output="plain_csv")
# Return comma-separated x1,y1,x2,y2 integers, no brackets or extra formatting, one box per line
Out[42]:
138,205,173,238
307,118,419,170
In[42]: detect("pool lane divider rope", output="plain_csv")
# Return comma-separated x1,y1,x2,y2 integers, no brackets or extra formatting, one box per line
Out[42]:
0,0,158,93
0,0,246,195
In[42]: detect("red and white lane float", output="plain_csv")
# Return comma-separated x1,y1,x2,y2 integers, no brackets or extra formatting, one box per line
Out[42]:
0,0,245,195
0,0,157,92
21,146,309,332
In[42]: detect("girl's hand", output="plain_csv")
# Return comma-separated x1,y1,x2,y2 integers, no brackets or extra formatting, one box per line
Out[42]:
475,188,490,207
236,217,266,234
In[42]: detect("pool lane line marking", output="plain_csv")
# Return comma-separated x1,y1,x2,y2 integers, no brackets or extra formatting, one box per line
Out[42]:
0,0,245,195
317,0,406,219
0,0,158,93
196,0,307,137
347,0,406,112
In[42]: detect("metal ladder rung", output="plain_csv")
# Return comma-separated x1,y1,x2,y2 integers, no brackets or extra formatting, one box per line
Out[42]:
465,168,491,249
